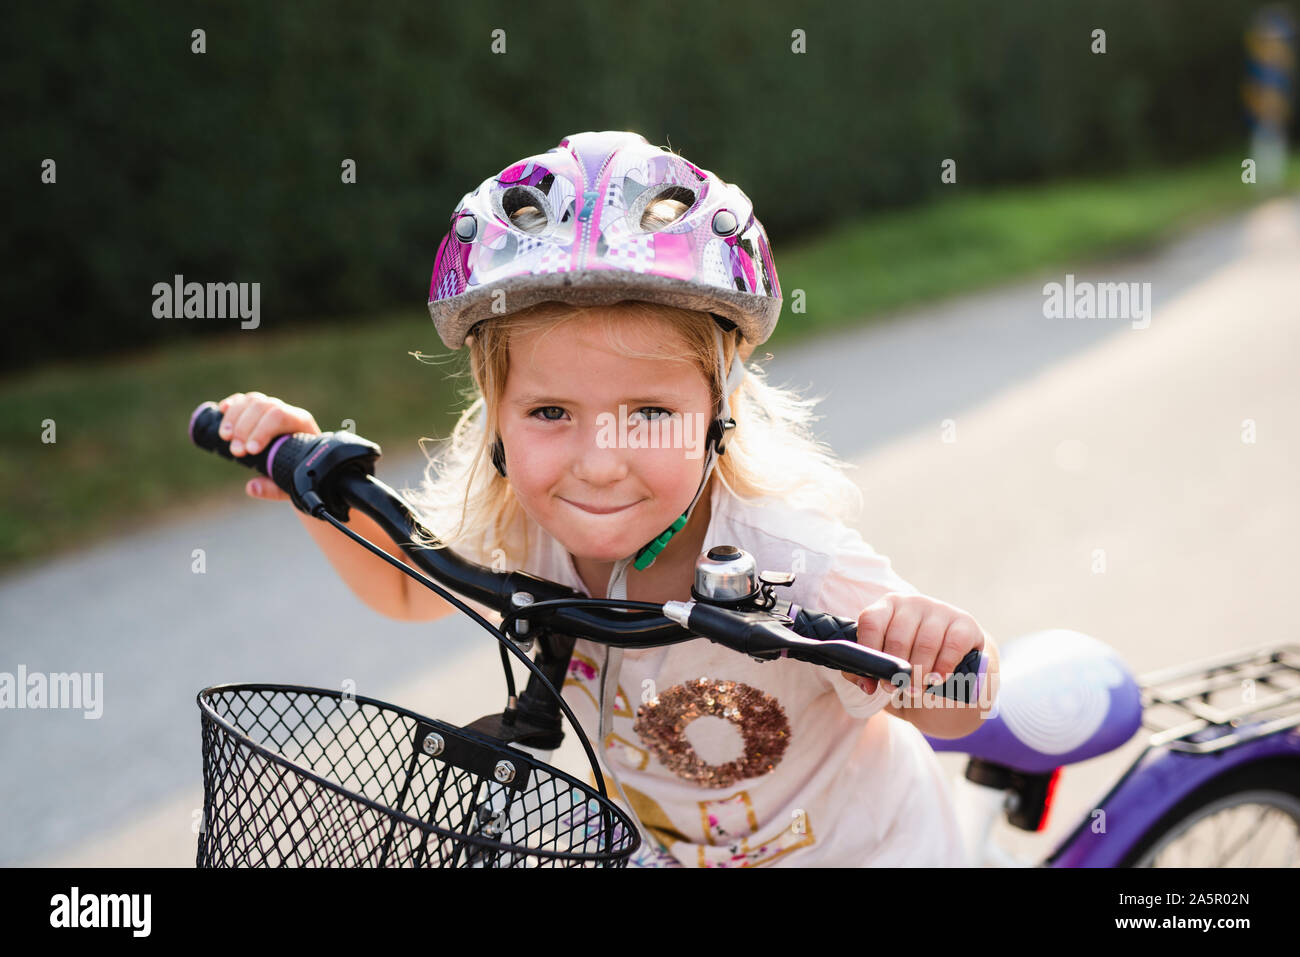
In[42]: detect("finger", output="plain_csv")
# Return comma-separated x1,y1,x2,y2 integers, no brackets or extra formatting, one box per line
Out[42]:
855,594,898,651
931,618,984,685
910,611,950,690
229,398,270,455
878,598,924,698
842,670,878,695
880,597,924,663
218,394,246,439
245,477,289,501
243,404,294,456
288,406,322,435
851,595,906,695
220,390,263,418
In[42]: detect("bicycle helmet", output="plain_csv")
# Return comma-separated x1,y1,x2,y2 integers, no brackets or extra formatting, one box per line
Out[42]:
427,130,783,570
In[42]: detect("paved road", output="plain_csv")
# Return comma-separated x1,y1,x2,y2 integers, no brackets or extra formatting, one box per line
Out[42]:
3,196,1296,866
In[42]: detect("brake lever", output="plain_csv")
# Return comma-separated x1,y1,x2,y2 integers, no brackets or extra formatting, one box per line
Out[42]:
662,599,913,685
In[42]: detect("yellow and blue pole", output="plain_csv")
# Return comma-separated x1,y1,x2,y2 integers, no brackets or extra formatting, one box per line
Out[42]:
1243,5,1296,185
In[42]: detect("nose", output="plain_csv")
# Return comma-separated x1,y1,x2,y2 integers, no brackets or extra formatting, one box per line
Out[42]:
571,429,629,486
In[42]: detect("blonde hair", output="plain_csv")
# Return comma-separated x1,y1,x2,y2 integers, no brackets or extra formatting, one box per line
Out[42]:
404,201,864,566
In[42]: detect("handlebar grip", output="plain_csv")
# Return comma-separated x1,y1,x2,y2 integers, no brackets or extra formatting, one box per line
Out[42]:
187,401,343,516
789,607,985,703
928,647,986,704
188,401,275,476
788,607,859,645
776,631,911,684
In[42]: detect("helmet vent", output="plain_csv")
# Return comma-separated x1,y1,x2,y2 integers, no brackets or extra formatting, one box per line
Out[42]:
638,186,695,231
500,185,551,235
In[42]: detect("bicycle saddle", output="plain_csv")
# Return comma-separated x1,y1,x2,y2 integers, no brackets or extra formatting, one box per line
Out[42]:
924,629,1143,773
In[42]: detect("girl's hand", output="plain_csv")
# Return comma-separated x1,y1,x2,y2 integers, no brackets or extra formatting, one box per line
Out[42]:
842,593,987,699
217,391,321,502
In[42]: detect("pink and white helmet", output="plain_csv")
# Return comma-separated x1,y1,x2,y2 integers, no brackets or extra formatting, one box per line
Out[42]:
427,130,782,350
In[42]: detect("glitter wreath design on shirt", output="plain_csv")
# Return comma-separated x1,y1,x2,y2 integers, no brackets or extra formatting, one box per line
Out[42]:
632,678,791,788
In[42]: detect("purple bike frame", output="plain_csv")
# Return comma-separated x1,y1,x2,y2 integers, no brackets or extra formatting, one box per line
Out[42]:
1047,725,1300,866
921,628,1300,867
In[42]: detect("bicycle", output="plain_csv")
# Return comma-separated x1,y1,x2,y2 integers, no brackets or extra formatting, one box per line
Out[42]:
187,402,1300,867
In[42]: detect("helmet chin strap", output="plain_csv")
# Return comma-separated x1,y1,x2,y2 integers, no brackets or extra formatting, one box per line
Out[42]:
631,323,744,571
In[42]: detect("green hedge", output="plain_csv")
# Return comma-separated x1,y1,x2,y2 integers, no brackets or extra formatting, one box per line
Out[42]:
4,0,1293,372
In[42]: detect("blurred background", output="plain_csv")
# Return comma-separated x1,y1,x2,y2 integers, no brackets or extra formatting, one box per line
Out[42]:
1,0,1297,866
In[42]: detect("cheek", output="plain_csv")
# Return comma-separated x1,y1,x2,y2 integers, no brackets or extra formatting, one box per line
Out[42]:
638,447,706,495
501,429,565,489
499,421,706,501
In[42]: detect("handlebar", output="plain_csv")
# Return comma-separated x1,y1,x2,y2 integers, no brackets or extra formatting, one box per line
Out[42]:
188,400,984,707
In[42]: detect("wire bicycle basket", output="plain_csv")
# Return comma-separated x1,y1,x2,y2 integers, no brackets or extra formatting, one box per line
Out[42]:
197,684,639,868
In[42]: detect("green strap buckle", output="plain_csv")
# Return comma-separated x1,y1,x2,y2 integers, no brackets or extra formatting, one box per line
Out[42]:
633,513,688,570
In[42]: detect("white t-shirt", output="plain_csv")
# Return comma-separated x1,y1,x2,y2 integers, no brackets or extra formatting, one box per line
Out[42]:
453,478,968,867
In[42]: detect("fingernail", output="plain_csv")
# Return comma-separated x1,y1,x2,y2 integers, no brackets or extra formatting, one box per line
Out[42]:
246,439,259,453
247,480,259,495
231,439,243,453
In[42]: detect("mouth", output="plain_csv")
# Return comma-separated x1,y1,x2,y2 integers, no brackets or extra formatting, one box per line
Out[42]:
560,498,642,515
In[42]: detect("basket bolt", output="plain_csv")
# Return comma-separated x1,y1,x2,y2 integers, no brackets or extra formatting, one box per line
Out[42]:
422,732,445,757
494,760,516,784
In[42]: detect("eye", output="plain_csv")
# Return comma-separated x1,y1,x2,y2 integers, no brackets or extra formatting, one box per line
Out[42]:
629,406,674,422
529,406,567,421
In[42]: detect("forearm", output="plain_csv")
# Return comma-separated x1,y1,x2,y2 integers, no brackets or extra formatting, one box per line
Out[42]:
886,637,1000,739
296,508,412,619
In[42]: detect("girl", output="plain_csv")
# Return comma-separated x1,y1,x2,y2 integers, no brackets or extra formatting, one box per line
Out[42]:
221,131,999,867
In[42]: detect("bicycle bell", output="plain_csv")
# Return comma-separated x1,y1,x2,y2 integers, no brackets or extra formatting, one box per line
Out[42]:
692,545,759,604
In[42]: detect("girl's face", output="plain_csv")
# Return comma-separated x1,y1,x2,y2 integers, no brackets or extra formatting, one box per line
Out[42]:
498,313,713,562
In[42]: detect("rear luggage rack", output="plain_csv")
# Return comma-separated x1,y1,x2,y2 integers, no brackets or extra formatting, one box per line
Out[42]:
1138,642,1300,753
